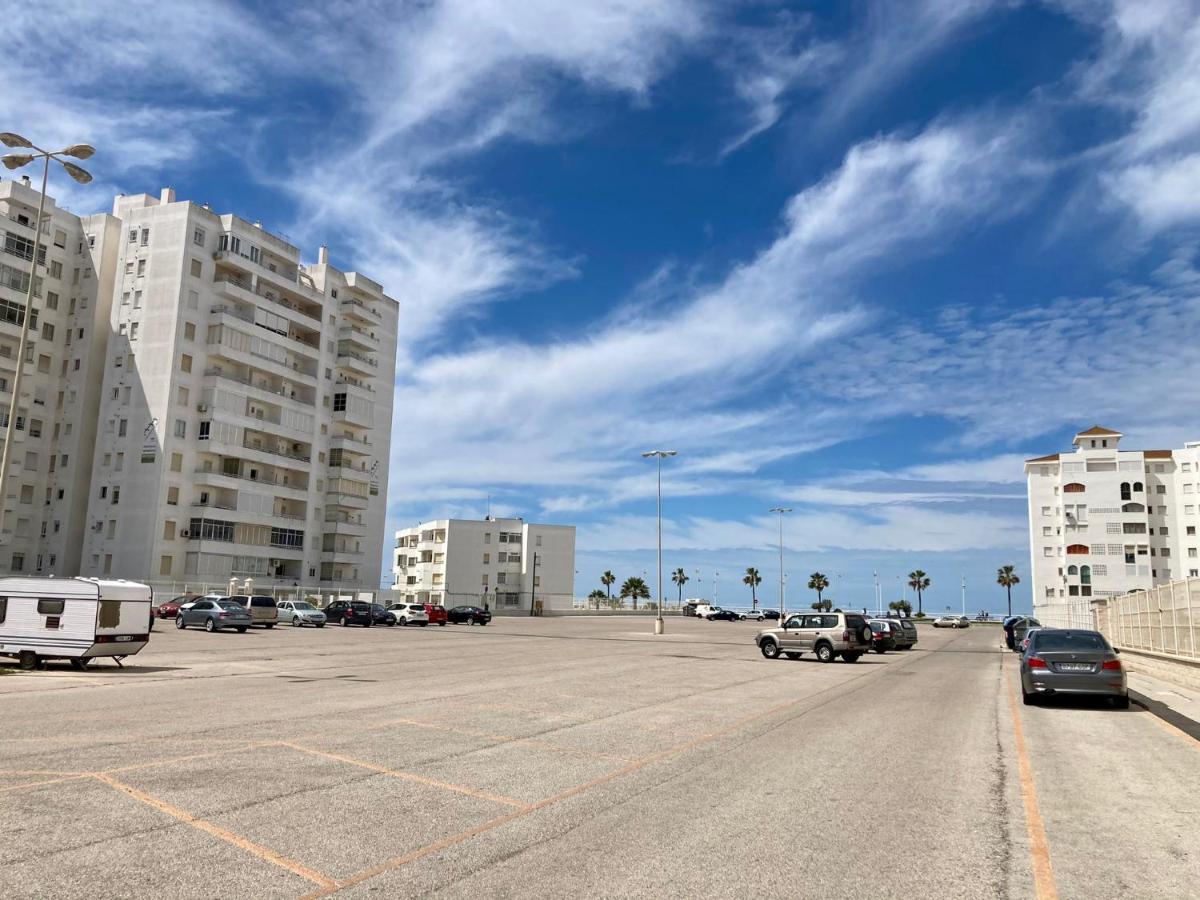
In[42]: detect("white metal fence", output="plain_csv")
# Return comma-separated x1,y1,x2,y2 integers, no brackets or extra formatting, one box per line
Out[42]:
1094,579,1200,661
1032,599,1095,629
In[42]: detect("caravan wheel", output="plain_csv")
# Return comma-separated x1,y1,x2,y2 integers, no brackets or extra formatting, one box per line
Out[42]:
19,650,37,671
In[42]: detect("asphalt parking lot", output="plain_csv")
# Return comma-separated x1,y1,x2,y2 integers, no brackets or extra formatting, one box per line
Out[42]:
2,616,1198,898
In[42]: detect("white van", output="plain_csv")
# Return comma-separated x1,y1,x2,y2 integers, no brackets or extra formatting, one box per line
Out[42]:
0,577,153,670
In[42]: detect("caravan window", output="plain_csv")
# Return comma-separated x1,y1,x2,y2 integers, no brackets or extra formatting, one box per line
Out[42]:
37,598,65,615
0,596,6,623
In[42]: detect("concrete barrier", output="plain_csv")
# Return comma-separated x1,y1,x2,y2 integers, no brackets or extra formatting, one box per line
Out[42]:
1117,647,1200,693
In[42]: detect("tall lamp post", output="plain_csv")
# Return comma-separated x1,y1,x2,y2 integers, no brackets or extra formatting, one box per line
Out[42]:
770,507,792,622
641,449,676,635
0,133,94,543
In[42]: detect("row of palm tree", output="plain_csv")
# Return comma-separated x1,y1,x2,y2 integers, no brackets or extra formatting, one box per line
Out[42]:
590,565,1021,615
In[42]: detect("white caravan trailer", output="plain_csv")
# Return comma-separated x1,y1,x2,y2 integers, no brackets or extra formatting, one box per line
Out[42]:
0,577,152,670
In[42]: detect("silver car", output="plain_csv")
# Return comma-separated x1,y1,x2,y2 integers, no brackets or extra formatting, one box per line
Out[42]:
175,599,252,633
1020,629,1128,708
277,600,326,628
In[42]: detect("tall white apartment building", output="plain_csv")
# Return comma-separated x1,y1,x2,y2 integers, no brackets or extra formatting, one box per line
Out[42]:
1026,426,1200,617
74,188,397,590
392,517,575,610
0,177,121,577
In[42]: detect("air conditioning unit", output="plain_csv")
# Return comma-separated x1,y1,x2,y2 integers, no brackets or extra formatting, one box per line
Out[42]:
197,403,209,413
180,530,190,538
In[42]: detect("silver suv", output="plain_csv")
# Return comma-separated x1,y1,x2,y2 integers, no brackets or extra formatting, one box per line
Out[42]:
756,612,874,663
226,594,278,629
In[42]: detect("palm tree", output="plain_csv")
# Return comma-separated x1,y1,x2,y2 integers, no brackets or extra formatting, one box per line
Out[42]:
996,565,1020,618
908,570,931,616
743,567,762,609
601,570,615,604
808,572,830,607
587,588,607,610
671,568,689,607
620,576,650,611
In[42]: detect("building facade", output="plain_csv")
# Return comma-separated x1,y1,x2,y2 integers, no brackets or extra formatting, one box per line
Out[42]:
0,180,397,590
1026,426,1200,621
392,517,575,610
0,177,121,577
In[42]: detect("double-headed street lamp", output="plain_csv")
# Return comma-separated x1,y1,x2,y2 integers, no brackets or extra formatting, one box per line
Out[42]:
770,507,792,622
642,450,676,635
0,133,94,542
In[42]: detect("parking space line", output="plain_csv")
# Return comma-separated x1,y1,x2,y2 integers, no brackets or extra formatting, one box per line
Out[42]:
303,663,909,898
1008,676,1059,900
276,741,527,808
0,773,92,793
92,772,337,889
369,715,636,762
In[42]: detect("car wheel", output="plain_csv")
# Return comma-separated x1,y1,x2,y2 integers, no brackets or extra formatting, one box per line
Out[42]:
265,623,275,629
399,618,407,626
1022,689,1037,706
843,652,861,663
148,617,155,631
784,651,802,660
316,623,325,628
205,618,216,633
1112,695,1130,710
873,647,886,654
236,626,247,633
293,616,302,627
815,644,834,663
342,617,350,626
857,625,873,644
175,615,186,629
439,622,446,626
759,639,780,659
18,650,38,671
419,622,427,627
468,617,476,626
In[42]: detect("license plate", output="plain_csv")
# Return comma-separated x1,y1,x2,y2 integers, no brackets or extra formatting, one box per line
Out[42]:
115,635,133,642
1058,663,1091,672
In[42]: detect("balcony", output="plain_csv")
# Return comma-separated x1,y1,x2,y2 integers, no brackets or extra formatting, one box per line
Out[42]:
211,304,320,352
193,467,309,497
202,367,316,408
330,433,372,455
324,517,367,537
213,273,322,323
337,325,378,349
340,295,381,324
242,435,311,464
336,350,378,376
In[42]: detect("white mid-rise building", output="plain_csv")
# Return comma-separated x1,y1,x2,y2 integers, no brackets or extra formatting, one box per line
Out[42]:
392,517,575,610
1026,426,1200,620
0,180,398,590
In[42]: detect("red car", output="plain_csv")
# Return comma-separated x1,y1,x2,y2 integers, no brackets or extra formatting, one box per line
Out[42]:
157,595,194,619
424,604,448,626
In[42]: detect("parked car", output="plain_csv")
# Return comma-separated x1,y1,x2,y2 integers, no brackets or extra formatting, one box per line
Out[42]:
277,600,326,627
388,603,429,626
157,595,193,619
706,608,740,621
933,616,961,628
868,619,898,653
957,616,971,628
692,604,718,619
424,604,448,626
740,609,768,622
886,616,918,649
1020,626,1049,655
175,599,252,633
756,611,874,663
325,600,375,627
1020,628,1128,708
447,605,492,625
225,594,278,628
369,604,397,626
1010,617,1042,652
760,609,781,620
682,601,700,617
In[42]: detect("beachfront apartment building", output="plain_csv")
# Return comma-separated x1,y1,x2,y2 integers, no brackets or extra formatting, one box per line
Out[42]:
392,517,576,610
1026,426,1200,621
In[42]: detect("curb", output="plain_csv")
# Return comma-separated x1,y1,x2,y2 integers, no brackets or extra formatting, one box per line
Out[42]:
1129,690,1200,742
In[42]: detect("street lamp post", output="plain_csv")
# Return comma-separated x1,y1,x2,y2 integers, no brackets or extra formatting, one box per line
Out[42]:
0,133,94,543
770,507,792,622
641,450,676,635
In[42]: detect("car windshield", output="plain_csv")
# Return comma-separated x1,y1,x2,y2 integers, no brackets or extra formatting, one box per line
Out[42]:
1033,632,1108,652
409,605,425,611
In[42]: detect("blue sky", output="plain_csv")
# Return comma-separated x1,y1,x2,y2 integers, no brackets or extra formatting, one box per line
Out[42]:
8,0,1200,612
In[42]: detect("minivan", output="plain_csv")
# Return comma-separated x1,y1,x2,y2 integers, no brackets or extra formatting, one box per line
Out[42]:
226,594,278,628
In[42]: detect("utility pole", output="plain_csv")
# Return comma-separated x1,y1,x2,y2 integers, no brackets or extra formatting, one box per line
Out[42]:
528,552,539,616
961,574,966,617
770,508,791,623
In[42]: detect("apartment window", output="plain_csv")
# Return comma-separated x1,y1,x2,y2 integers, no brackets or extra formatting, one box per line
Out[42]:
483,553,490,564
125,261,134,275
73,358,80,371
1189,548,1198,559
167,486,179,505
1157,484,1166,494
36,354,50,373
177,386,189,407
198,421,210,440
159,555,173,576
497,572,506,584
107,520,117,539
118,418,128,437
137,258,146,276
1162,548,1171,557
46,291,58,310
10,553,23,572
1189,526,1196,536
170,452,182,472
133,290,142,308
42,322,54,341
1041,506,1051,517
333,393,347,412
180,354,192,373
99,486,107,499
1043,547,1054,557
115,452,124,471
128,228,137,243
112,487,120,505
174,419,186,439
187,289,199,310
193,227,206,247
190,258,202,278
103,554,112,575
1161,526,1170,536
140,228,149,246
536,535,543,547
184,322,195,340
129,322,139,340
484,532,491,544
482,574,489,586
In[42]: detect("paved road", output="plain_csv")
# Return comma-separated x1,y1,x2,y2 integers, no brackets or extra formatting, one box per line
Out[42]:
1,617,1196,898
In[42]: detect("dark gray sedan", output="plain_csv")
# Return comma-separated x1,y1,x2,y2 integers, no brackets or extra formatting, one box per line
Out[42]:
1020,629,1128,708
175,599,252,633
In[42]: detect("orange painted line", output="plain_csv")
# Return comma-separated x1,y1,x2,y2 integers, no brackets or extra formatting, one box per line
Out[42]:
93,773,335,889
371,715,634,762
1008,679,1059,900
276,741,527,809
0,773,92,793
302,670,893,898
